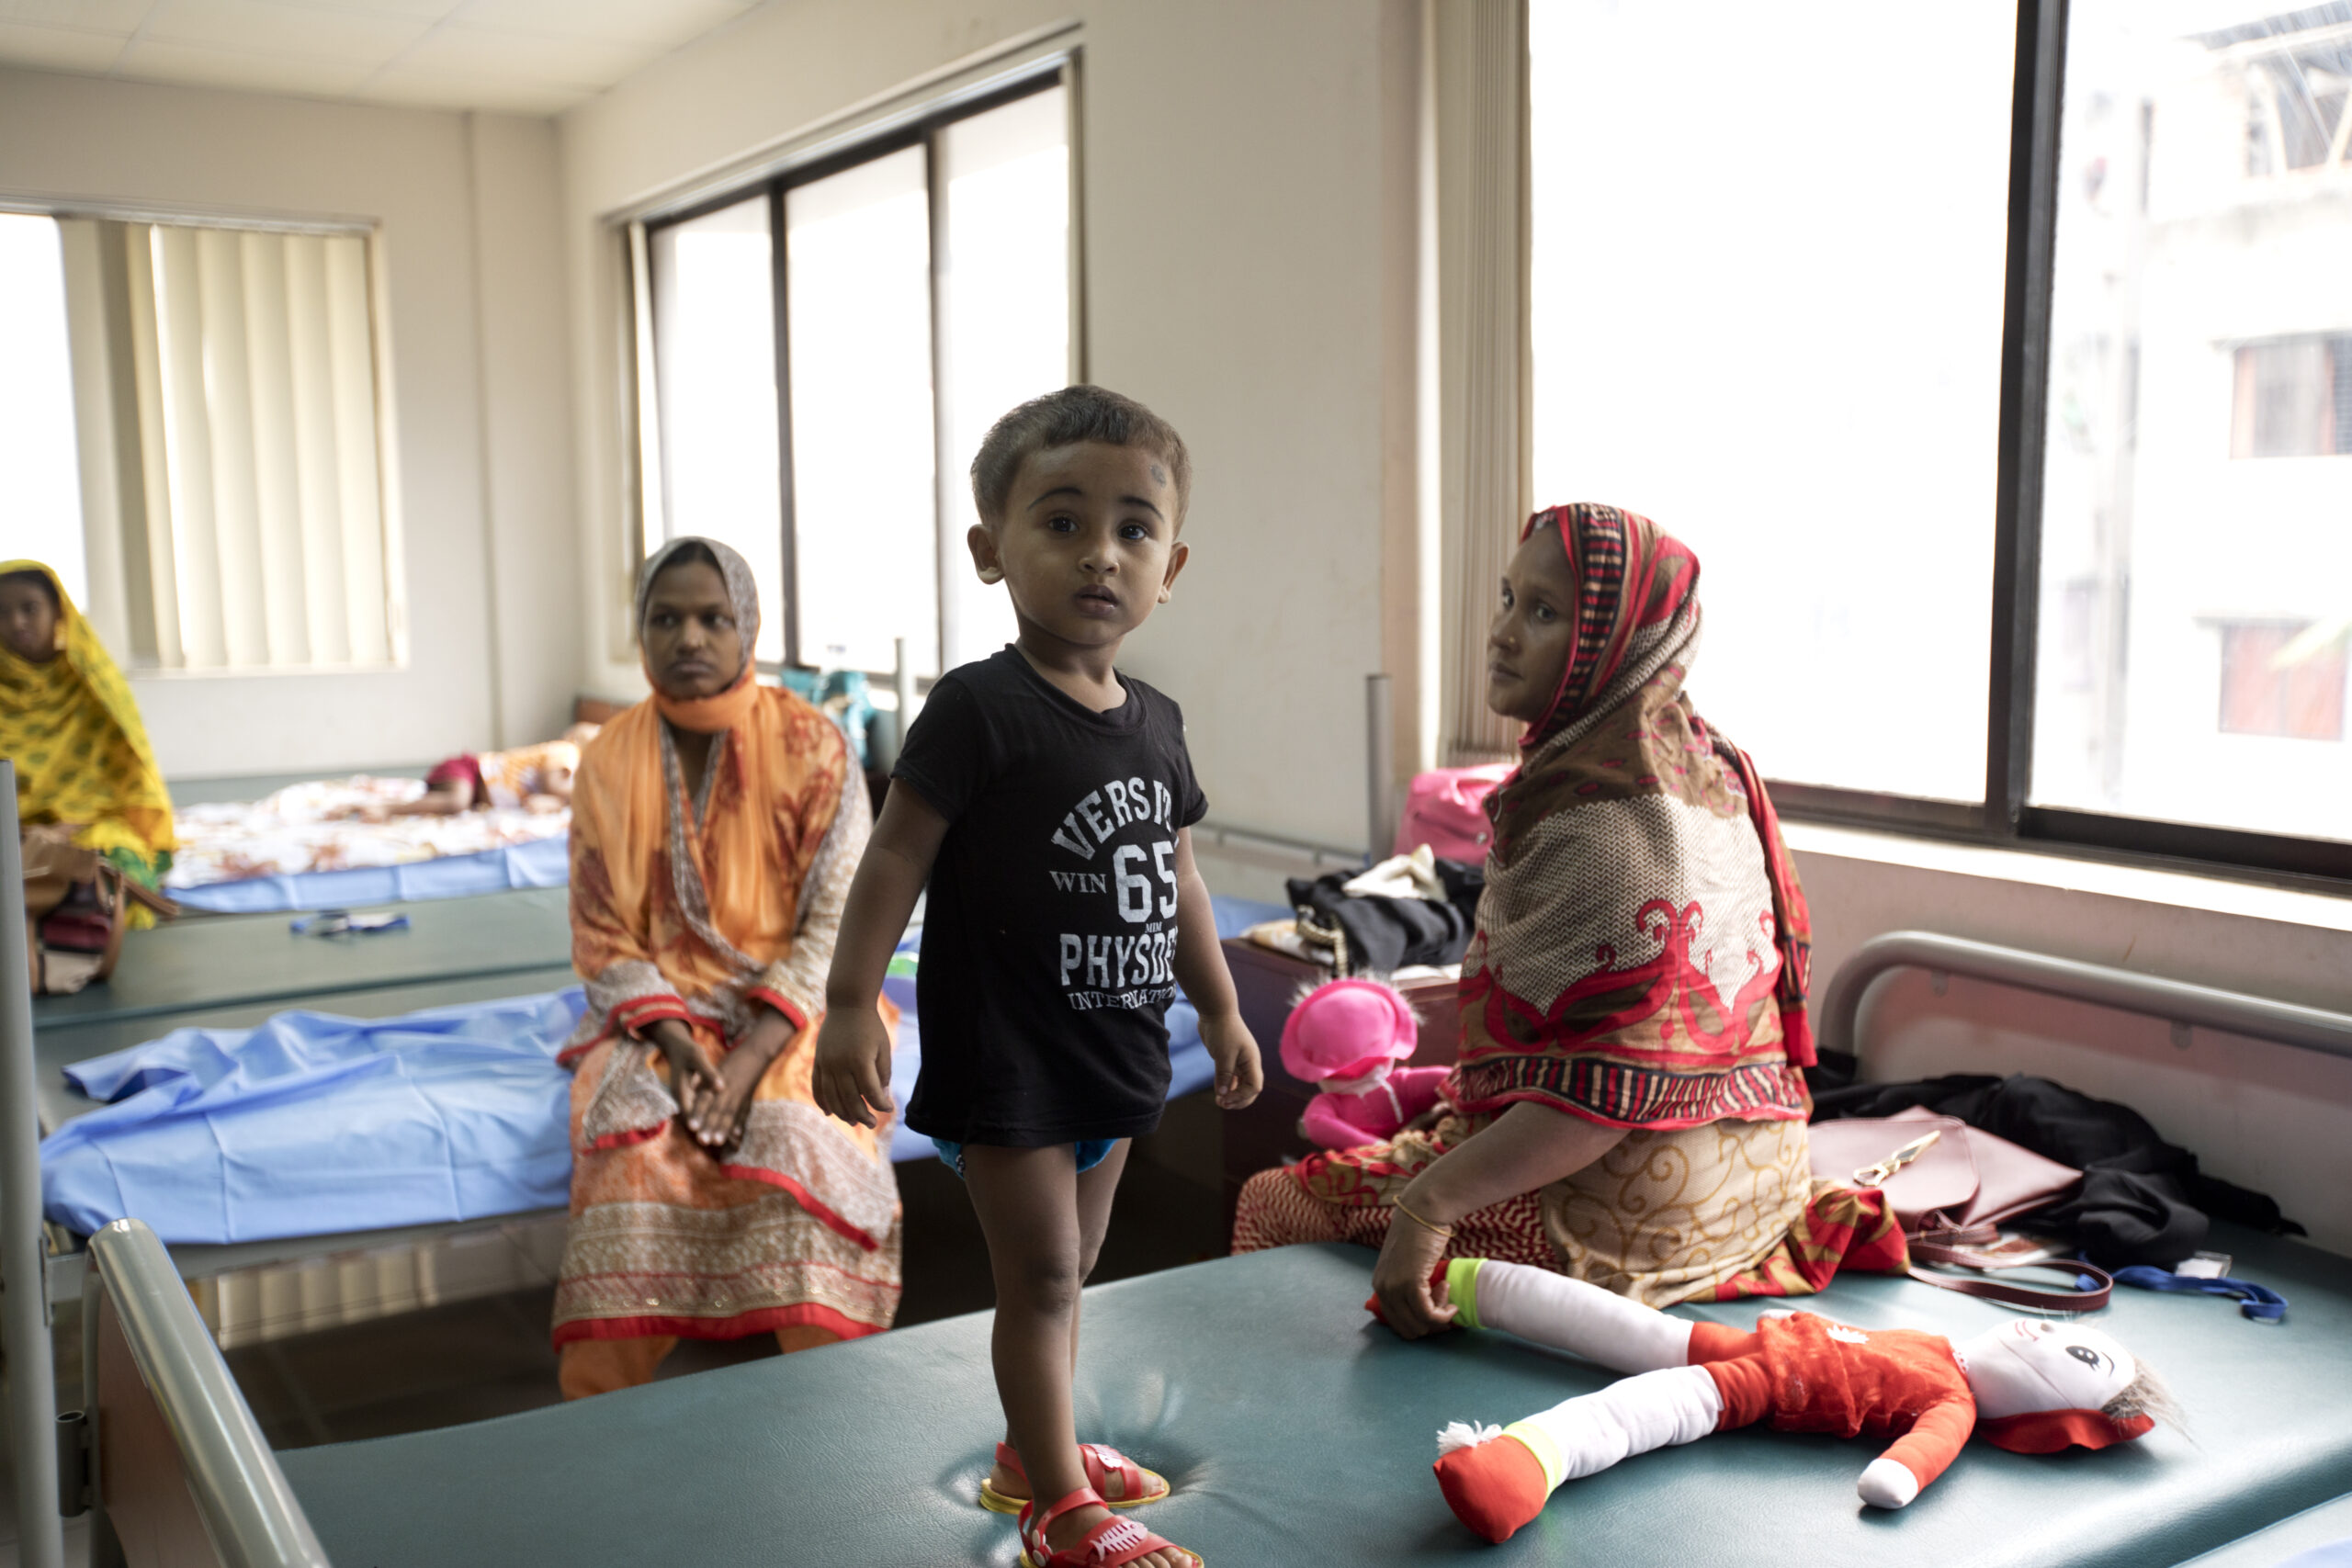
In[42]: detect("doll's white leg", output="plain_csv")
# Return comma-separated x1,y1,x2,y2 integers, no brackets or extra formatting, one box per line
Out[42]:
1512,1364,1724,1481
1432,1365,1723,1543
1445,1258,1693,1372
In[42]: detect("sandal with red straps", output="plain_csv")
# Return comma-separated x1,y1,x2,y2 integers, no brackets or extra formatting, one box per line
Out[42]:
979,1440,1171,1514
1018,1486,1201,1568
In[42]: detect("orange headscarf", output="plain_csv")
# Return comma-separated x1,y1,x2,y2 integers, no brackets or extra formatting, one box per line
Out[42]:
567,537,849,1027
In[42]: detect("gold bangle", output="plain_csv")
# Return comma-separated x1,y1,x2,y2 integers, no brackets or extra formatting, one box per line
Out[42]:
1393,1196,1455,1241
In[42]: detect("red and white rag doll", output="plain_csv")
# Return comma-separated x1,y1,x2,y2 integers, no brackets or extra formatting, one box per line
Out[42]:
1281,976,1450,1149
1408,1258,2175,1543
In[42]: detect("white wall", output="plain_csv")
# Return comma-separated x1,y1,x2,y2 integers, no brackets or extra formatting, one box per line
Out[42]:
558,0,1419,853
0,67,577,777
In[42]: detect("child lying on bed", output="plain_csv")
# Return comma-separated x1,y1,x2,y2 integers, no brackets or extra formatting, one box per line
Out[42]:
354,724,601,820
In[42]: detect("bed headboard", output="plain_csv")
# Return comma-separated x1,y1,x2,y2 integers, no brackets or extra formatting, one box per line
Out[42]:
75,1219,331,1568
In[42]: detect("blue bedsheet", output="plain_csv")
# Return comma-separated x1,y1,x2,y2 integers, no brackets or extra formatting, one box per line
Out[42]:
171,834,571,913
42,896,1292,1242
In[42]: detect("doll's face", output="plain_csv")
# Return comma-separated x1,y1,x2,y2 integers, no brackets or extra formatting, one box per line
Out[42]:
1957,1317,2135,1419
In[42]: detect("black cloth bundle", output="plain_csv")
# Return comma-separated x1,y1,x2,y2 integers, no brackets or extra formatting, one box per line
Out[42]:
1808,1064,2305,1269
1284,867,1476,976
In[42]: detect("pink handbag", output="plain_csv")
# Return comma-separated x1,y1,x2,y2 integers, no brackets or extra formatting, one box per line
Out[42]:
1809,1108,2109,1310
1394,763,1514,863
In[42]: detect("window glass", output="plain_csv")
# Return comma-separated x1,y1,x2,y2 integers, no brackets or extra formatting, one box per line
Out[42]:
0,214,88,603
650,196,784,663
2031,0,2352,842
936,85,1070,671
786,145,937,676
1527,0,2016,800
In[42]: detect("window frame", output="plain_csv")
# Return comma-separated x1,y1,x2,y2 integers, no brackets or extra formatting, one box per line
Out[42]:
629,61,1081,678
1751,0,2352,892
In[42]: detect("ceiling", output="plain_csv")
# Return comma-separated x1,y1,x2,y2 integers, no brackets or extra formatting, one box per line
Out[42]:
0,0,763,116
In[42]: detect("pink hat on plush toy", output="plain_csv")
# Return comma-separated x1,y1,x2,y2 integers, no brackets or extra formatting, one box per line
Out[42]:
1281,977,1419,1084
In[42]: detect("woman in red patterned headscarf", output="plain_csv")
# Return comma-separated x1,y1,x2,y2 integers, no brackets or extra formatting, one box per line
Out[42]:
1232,504,1902,1328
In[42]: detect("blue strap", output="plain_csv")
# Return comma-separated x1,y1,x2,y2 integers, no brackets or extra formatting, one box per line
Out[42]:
2112,1265,2288,1323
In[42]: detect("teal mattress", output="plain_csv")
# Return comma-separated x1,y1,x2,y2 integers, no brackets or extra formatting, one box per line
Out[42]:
277,1225,2352,1566
30,886,572,1032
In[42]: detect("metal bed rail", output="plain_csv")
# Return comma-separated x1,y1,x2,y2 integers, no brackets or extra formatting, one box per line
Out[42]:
80,1217,331,1568
1817,929,2352,1067
0,764,62,1568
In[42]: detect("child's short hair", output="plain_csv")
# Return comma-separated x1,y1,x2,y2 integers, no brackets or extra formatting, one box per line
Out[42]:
969,385,1192,528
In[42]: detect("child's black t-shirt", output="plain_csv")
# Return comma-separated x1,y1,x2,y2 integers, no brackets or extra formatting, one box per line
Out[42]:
893,647,1208,1146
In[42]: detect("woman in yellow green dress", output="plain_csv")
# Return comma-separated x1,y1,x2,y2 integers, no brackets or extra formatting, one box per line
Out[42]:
0,560,175,909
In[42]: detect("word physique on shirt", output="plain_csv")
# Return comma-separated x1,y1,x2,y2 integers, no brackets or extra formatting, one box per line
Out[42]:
1049,777,1182,1012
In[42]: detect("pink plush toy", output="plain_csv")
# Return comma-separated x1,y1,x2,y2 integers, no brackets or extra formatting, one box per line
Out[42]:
1281,977,1450,1149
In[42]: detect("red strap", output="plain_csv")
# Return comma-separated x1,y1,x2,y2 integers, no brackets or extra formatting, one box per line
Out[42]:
1081,1442,1143,1502
1020,1487,1105,1562
999,1442,1151,1506
1028,1503,1189,1568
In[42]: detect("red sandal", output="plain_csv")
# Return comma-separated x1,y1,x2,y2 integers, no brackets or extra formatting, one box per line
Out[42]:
979,1440,1170,1514
1018,1486,1200,1568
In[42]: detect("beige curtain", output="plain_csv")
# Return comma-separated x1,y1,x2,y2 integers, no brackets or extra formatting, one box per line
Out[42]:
85,220,396,671
1433,0,1532,764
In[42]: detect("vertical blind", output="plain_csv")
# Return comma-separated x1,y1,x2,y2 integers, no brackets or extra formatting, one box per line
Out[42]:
121,221,395,670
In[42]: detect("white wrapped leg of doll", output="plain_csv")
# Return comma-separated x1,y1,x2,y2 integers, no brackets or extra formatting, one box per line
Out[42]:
1431,1365,1724,1543
1444,1258,1695,1372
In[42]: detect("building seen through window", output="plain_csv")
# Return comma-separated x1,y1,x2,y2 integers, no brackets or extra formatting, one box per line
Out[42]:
2231,336,2352,457
2218,620,2348,740
2034,0,2352,845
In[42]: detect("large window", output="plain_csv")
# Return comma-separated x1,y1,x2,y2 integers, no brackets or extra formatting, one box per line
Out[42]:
1529,0,2351,880
0,211,396,670
1528,0,2018,804
2030,0,2352,854
637,73,1072,678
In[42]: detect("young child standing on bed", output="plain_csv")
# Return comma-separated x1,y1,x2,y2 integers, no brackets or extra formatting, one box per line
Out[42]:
815,385,1260,1568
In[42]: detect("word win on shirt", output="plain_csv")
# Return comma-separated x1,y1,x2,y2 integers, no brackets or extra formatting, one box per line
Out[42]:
1050,776,1181,1013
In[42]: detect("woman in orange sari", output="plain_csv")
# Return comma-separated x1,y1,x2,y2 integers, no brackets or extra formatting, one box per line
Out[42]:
552,536,900,1397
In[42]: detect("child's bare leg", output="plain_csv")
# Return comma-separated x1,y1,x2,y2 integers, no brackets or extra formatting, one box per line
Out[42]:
969,1143,1191,1565
1069,1138,1127,1375
986,1142,1148,1499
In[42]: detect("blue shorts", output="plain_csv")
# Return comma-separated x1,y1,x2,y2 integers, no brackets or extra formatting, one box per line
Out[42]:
932,1138,1118,1179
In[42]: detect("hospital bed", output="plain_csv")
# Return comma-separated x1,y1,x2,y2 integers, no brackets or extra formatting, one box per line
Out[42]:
28,894,1283,1341
63,1212,2352,1568
164,762,572,914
